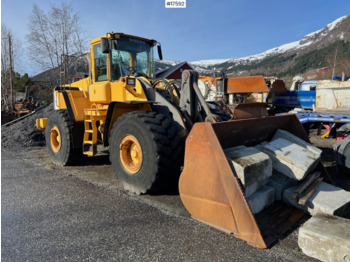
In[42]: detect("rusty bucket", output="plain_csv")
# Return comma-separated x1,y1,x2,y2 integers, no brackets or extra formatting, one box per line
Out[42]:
179,114,325,248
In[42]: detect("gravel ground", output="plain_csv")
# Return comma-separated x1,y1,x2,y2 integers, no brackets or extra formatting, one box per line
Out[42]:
2,147,318,262
2,108,348,261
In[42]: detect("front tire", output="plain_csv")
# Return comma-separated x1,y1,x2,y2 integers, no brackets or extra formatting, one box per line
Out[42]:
109,111,183,194
45,110,83,166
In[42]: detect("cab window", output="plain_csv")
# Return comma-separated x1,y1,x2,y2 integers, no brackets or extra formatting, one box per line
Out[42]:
93,44,107,82
110,37,154,80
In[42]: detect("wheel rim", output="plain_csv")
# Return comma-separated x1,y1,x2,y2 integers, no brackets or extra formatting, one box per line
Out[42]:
119,135,143,174
50,125,61,153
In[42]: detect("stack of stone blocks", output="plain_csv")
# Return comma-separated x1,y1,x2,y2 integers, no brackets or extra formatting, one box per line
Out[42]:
225,129,350,217
225,129,350,261
224,146,273,214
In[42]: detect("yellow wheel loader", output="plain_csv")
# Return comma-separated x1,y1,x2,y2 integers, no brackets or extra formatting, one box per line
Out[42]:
36,32,328,248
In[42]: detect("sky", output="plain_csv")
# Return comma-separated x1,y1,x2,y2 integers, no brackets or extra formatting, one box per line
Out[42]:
2,0,350,75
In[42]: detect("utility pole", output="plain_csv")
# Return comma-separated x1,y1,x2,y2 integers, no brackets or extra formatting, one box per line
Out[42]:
8,34,14,113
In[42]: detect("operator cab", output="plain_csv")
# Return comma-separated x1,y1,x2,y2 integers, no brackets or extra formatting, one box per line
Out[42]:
92,33,162,83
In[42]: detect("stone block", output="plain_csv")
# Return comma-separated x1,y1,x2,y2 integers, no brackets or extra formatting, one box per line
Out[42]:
298,214,350,262
225,146,272,197
266,170,297,200
244,178,269,197
261,138,320,181
253,141,268,151
272,129,322,158
224,145,248,154
283,182,350,217
247,185,275,214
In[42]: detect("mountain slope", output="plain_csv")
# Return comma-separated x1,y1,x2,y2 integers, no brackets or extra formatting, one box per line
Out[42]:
158,14,350,77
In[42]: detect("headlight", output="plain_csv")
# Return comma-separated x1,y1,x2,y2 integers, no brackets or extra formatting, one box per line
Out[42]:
127,78,135,86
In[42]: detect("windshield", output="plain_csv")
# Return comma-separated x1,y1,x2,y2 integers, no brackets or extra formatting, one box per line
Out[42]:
111,36,154,80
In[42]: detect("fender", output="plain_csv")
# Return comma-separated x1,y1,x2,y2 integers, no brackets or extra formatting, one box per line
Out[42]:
103,101,153,146
56,89,85,149
59,90,76,123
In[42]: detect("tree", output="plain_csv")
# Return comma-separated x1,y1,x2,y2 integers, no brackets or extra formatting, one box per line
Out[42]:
27,3,87,83
325,41,350,78
13,73,34,92
1,24,23,111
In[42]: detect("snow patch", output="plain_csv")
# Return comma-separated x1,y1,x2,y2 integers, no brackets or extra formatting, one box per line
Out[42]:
326,15,347,31
155,59,178,66
191,58,231,66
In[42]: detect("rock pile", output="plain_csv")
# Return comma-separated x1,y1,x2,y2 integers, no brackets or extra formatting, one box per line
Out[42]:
1,104,53,150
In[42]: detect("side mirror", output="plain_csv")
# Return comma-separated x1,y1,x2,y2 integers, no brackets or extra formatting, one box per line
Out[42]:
101,38,110,54
157,43,163,60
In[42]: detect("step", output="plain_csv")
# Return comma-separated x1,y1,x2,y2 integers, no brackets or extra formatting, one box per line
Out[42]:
83,151,94,156
83,144,97,156
84,108,107,117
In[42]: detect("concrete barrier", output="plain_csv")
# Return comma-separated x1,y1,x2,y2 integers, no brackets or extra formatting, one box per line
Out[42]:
261,138,320,181
283,182,350,217
225,146,272,197
272,129,322,158
298,214,350,262
267,170,297,200
247,185,275,214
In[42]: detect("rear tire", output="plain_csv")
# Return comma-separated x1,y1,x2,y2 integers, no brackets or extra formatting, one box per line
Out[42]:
45,110,83,166
109,111,183,194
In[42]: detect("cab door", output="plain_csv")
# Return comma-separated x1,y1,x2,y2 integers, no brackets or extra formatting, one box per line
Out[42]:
89,43,111,103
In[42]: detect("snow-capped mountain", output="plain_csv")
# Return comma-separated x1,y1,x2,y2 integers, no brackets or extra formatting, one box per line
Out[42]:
157,13,350,76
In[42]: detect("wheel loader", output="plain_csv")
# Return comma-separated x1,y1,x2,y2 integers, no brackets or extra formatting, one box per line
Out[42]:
36,32,328,248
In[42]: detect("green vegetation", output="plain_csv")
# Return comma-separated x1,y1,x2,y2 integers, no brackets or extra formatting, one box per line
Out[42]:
280,40,350,77
1,70,34,93
13,73,34,92
218,53,296,73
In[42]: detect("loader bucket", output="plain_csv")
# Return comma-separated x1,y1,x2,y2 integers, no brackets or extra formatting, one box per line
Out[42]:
233,102,269,119
226,75,269,93
179,114,324,248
